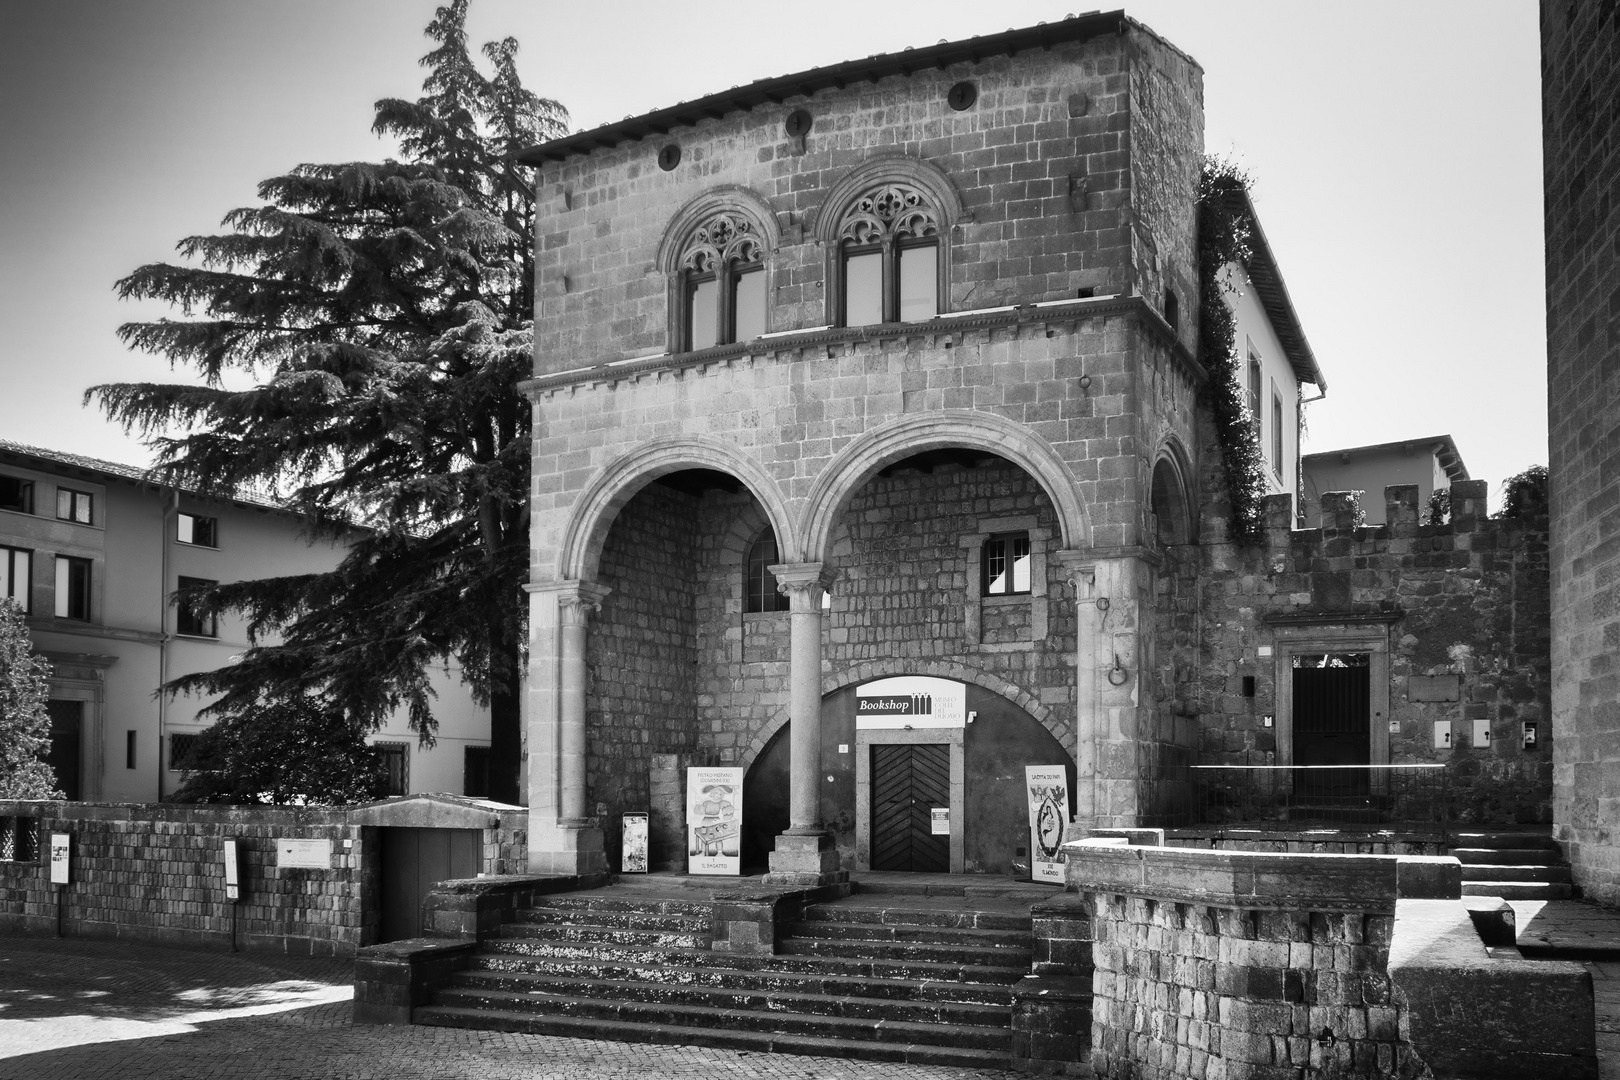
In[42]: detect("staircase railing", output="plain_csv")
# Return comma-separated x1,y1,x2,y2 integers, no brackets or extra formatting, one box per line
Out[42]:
1140,763,1451,839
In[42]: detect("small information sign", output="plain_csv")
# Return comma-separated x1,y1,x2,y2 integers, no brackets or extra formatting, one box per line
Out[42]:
621,814,649,874
49,833,70,886
930,808,950,835
276,838,332,869
223,838,243,901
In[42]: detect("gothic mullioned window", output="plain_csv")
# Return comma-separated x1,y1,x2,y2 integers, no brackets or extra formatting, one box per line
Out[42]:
836,182,940,326
679,211,766,351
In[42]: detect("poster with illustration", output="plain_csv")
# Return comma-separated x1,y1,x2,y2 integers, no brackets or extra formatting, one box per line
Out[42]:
1025,766,1070,884
686,767,743,875
621,813,649,874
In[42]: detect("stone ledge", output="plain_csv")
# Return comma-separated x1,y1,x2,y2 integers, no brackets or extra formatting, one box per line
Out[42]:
1389,898,1596,1079
709,882,852,954
420,872,613,939
353,937,479,1026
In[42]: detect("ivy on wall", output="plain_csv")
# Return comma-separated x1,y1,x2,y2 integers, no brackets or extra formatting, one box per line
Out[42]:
1197,158,1269,545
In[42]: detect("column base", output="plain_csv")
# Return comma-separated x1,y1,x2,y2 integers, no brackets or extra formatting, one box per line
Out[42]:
762,829,847,887
528,820,608,876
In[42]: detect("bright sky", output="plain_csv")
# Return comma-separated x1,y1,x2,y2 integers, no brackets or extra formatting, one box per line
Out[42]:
0,1,1546,507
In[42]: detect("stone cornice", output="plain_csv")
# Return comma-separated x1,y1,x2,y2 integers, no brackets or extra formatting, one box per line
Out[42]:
1262,610,1405,627
522,294,1207,400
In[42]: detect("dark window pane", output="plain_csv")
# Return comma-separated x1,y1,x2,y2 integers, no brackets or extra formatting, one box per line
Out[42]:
687,277,719,350
0,476,32,514
732,269,765,342
176,576,218,637
1,547,29,612
898,244,938,323
984,538,1008,596
178,513,218,547
843,250,883,326
1273,395,1285,477
746,530,788,613
46,700,82,800
378,744,409,796
464,746,490,798
170,733,199,771
55,557,90,620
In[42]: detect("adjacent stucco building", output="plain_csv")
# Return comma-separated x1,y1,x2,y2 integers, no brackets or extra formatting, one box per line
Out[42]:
1301,435,1469,527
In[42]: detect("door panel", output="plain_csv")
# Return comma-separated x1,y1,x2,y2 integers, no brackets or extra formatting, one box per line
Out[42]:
379,827,482,942
45,701,82,801
1293,664,1371,796
870,744,950,872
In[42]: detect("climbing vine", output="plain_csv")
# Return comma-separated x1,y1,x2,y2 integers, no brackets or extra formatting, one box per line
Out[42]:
1197,157,1269,545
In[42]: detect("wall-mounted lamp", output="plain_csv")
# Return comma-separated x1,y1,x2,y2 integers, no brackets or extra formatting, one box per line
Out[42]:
1107,653,1130,686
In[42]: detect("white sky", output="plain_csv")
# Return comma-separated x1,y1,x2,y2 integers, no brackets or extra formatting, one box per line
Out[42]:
0,0,1546,507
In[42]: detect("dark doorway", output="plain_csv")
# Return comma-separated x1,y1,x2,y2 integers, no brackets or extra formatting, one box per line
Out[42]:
379,827,480,942
1293,654,1371,797
869,743,950,872
45,701,82,801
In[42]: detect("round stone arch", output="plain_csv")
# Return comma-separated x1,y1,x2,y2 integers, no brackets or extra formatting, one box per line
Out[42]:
808,154,967,244
738,658,1069,771
555,436,796,582
795,411,1092,568
1149,435,1196,545
654,185,781,273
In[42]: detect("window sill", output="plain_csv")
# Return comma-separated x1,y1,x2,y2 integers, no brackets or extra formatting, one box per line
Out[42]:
742,610,790,622
174,541,219,550
173,632,221,641
981,592,1033,605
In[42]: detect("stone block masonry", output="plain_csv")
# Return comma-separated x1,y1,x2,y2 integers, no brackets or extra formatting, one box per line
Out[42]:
1542,0,1620,906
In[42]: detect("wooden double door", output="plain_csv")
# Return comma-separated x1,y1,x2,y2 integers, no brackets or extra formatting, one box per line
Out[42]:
868,743,951,873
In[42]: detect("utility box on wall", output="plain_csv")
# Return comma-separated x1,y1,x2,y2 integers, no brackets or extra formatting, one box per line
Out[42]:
1472,718,1491,747
1433,721,1453,750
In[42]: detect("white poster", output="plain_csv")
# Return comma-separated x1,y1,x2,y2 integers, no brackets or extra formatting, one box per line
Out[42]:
621,813,649,874
49,833,70,886
686,767,743,875
856,675,966,729
1025,766,1069,884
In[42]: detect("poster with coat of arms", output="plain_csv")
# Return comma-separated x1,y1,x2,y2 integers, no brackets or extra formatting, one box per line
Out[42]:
1025,765,1070,884
686,767,743,875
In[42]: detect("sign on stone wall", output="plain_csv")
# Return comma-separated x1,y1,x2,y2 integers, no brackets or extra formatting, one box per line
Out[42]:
49,833,70,885
686,767,743,875
276,838,332,869
621,813,649,873
855,676,966,729
1025,766,1069,885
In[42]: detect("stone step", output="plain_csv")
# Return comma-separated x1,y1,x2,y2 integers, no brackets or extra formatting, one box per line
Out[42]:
787,919,1031,950
464,954,1017,1004
479,937,1029,985
496,922,712,950
1451,833,1561,851
1451,847,1562,866
800,903,1033,932
524,894,715,918
515,907,711,933
1459,863,1573,883
425,987,1013,1051
853,879,1053,903
413,1006,1015,1070
779,936,1032,967
1461,881,1575,900
444,969,1013,1026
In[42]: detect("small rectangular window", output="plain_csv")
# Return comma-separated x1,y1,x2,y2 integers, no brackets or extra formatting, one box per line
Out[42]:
843,250,884,327
1,547,31,614
464,746,491,798
169,732,199,771
1247,350,1262,421
377,743,409,797
126,730,138,770
56,488,92,525
982,533,1032,596
54,556,90,620
686,276,719,351
1272,390,1285,480
897,243,939,323
1,476,34,514
731,268,766,343
175,576,218,637
177,513,218,547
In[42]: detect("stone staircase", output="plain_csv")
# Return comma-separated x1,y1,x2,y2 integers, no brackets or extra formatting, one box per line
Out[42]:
412,882,1037,1068
1454,830,1574,900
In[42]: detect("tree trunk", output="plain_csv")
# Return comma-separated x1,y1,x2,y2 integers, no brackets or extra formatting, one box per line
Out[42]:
487,620,524,805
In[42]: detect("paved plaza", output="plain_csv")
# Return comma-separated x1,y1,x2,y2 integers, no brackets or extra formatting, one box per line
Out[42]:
2,902,1618,1080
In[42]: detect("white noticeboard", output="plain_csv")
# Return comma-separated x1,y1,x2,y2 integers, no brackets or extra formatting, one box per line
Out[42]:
621,813,649,874
49,833,70,886
276,838,332,869
686,767,743,875
223,838,242,901
855,675,966,729
1025,766,1070,885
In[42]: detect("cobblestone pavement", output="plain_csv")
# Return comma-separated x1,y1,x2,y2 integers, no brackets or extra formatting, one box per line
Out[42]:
0,934,1013,1080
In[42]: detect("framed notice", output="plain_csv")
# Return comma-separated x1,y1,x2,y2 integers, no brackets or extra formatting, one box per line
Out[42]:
49,833,70,886
930,807,950,835
621,813,649,874
223,838,243,901
686,767,743,875
276,838,332,869
1025,766,1069,885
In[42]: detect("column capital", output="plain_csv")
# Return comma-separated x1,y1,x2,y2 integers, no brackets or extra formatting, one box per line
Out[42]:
526,579,612,623
1051,550,1097,591
769,562,835,611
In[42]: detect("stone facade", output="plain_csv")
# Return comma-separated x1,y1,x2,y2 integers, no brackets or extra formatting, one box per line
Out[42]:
1543,0,1620,904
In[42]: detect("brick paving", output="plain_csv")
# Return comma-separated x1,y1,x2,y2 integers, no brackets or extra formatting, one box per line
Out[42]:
0,934,1014,1080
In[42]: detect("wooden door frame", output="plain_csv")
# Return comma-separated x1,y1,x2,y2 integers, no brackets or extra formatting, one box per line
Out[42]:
855,727,965,873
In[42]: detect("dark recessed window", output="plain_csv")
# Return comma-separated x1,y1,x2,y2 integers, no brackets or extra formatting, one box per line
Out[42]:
126,730,138,770
1,546,31,614
746,529,790,613
176,576,218,637
177,512,218,547
53,556,90,620
1272,391,1285,480
377,743,409,797
1247,352,1262,422
982,533,1032,597
1,476,33,515
464,746,491,798
169,732,199,771
1164,288,1179,331
56,488,92,525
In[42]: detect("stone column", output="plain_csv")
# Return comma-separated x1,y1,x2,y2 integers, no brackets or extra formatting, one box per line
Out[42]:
524,579,611,875
762,562,846,886
1053,552,1099,826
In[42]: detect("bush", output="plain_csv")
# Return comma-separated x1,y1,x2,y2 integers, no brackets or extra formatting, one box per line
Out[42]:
172,697,388,805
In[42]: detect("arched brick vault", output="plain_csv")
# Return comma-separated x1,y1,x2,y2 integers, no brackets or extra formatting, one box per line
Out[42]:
557,435,796,582
797,410,1092,566
739,659,1068,770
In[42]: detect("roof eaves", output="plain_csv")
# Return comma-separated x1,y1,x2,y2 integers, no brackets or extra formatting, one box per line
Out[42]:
515,11,1133,167
1226,189,1325,392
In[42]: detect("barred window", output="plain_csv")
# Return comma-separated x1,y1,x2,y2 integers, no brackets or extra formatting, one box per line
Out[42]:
169,732,200,771
377,743,409,797
0,817,41,862
745,529,790,614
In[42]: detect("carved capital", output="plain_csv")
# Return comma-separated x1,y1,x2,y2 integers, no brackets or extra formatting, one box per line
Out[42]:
769,561,835,611
1050,550,1097,594
528,580,612,626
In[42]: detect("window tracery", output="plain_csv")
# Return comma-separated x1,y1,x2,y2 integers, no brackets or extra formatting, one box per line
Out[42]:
834,182,942,326
676,210,766,351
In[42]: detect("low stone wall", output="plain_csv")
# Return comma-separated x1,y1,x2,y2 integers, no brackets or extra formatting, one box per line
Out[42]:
1163,828,1447,858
